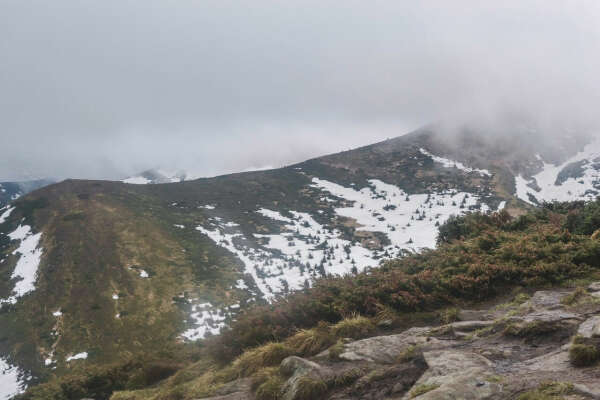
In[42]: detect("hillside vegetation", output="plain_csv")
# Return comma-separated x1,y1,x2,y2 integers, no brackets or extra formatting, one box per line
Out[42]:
18,199,600,399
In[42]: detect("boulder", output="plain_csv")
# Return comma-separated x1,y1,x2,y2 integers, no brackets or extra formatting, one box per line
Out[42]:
525,290,567,310
448,320,495,332
401,350,501,399
577,316,600,338
280,356,329,400
587,282,600,293
320,327,455,364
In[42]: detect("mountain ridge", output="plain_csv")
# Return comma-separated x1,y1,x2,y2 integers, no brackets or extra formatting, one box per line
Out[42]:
1,125,600,397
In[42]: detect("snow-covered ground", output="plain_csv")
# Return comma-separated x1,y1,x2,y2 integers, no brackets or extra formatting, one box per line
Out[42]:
123,169,199,184
0,206,14,224
66,352,88,362
1,225,43,305
516,140,600,204
122,176,152,184
181,302,227,341
190,176,494,339
312,178,489,250
0,358,25,400
420,148,491,176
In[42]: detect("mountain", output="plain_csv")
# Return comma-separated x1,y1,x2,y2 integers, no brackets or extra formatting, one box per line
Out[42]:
18,189,600,400
0,180,54,208
122,169,196,185
1,125,600,397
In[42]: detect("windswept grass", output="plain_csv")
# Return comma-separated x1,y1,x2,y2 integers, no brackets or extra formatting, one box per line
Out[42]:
331,315,375,339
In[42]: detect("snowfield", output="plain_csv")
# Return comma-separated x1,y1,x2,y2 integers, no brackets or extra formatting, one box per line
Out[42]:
0,206,14,224
516,139,600,204
181,302,227,341
0,358,25,400
419,148,491,176
1,225,43,305
66,352,88,362
191,176,493,339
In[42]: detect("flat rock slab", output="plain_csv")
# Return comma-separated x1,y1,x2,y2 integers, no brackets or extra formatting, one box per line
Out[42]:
518,348,571,372
198,392,252,400
577,316,600,338
330,327,455,364
401,350,501,399
587,282,600,293
526,291,568,309
515,309,582,324
449,320,495,332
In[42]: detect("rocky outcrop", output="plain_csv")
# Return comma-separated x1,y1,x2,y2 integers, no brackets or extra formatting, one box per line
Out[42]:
400,350,502,399
200,284,600,400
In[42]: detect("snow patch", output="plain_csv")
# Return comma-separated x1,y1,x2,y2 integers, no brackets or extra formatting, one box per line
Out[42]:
66,352,88,361
0,358,25,399
123,176,151,184
0,207,14,224
420,148,491,176
181,302,227,341
196,178,490,302
1,225,43,305
515,140,600,204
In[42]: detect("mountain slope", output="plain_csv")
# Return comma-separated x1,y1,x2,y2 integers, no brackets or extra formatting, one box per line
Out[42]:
20,195,600,400
0,180,54,208
1,125,599,395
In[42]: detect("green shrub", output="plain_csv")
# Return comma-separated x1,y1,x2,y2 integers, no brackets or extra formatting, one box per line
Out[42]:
331,315,375,339
560,287,587,305
569,343,599,367
410,383,440,398
517,381,574,399
439,307,460,324
293,376,328,400
232,342,294,377
285,322,335,356
253,368,285,400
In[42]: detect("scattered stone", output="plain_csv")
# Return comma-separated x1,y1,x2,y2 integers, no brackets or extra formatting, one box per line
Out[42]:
577,316,600,338
280,356,330,400
376,319,393,328
587,282,600,293
458,309,493,321
401,350,501,399
319,327,455,364
526,290,568,309
449,320,495,332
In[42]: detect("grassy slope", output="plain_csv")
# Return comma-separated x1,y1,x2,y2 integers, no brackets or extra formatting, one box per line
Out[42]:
18,200,600,400
0,129,555,393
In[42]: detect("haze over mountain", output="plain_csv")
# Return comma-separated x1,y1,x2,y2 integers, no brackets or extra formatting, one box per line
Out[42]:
2,1,600,181
2,123,600,398
4,1,600,399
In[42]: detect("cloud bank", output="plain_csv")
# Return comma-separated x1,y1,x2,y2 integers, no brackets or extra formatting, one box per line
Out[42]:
1,1,599,180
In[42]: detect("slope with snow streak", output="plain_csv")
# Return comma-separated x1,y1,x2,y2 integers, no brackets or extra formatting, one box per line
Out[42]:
515,139,600,204
0,358,25,400
195,178,493,318
312,178,490,250
1,225,43,305
419,148,491,176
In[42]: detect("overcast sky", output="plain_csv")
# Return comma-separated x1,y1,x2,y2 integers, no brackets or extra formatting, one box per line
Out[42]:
1,1,600,181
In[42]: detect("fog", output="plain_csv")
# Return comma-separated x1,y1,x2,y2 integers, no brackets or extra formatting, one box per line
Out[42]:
1,1,600,181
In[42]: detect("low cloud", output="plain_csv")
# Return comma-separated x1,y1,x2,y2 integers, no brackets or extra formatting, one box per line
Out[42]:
1,1,599,180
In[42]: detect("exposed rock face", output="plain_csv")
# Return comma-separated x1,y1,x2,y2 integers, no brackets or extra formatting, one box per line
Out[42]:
317,327,457,364
280,356,331,400
400,350,502,399
200,284,600,400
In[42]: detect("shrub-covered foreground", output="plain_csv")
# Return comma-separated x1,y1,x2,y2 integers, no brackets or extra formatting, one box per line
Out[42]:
206,202,600,363
18,200,600,399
